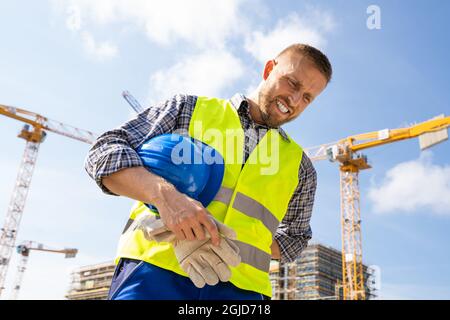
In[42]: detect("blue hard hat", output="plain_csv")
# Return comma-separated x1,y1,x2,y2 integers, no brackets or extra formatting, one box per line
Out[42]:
136,133,224,210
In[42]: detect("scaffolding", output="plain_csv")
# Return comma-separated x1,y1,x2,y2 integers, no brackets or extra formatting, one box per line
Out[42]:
270,243,379,300
66,261,115,300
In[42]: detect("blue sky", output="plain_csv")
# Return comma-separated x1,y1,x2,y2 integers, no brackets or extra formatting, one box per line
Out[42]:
0,0,449,299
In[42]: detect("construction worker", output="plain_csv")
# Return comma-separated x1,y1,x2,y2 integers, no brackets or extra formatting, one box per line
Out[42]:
85,43,332,300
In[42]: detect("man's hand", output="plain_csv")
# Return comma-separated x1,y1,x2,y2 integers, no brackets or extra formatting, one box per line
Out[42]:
153,186,221,246
131,214,241,288
102,166,221,246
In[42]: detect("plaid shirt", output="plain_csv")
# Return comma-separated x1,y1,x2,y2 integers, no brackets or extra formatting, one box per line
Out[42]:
85,93,316,263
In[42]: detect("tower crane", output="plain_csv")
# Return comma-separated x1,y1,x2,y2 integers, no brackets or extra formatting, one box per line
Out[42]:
305,114,450,300
0,104,96,297
10,240,77,300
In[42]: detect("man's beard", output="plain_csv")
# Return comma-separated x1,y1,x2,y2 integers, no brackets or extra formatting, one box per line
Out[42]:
258,89,285,128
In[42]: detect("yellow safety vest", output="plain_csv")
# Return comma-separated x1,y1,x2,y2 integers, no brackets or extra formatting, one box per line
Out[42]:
115,96,303,297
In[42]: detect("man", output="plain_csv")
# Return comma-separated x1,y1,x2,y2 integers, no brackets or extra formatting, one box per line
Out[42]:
85,43,332,300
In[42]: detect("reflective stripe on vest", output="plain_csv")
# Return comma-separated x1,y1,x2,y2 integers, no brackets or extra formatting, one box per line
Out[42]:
235,240,271,272
232,192,280,235
213,186,234,205
115,96,304,297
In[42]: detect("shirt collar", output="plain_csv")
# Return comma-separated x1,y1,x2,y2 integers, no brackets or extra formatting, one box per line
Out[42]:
229,93,290,142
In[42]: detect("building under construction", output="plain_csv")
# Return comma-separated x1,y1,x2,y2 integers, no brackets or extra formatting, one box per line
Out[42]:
66,261,115,300
270,242,379,300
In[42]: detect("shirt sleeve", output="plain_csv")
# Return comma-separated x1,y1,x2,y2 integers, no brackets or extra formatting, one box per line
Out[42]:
274,153,316,263
84,94,194,195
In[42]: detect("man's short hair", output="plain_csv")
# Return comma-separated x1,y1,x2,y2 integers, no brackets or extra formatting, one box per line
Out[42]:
276,44,332,83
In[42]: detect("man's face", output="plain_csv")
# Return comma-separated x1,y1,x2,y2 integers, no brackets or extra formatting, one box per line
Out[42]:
256,53,328,127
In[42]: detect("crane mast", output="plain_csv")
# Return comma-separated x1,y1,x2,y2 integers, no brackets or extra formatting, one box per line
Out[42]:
0,104,95,297
340,162,366,300
10,248,28,301
0,126,45,297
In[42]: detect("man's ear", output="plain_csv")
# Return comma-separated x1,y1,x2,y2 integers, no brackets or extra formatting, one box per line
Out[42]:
263,59,276,80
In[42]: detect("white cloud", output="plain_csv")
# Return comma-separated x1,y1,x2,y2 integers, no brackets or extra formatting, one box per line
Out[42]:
80,31,118,61
245,10,335,63
57,1,118,61
147,50,245,103
56,0,244,49
54,1,336,70
368,151,450,215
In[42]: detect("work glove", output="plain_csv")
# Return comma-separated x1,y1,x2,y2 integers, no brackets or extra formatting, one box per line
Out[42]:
130,213,176,243
172,221,241,288
130,214,241,288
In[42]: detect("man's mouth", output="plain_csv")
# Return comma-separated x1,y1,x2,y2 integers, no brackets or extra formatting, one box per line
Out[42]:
276,99,290,114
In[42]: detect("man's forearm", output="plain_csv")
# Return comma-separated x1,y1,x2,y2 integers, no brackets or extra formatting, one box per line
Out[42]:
102,166,175,207
103,166,222,245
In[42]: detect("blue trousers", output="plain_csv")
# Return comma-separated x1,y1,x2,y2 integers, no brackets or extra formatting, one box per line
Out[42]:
108,259,265,300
